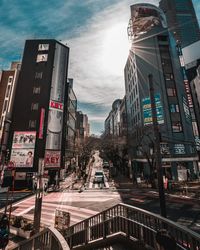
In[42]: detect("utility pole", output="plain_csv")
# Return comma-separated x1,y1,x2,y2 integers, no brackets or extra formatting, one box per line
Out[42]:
148,74,167,218
33,159,44,233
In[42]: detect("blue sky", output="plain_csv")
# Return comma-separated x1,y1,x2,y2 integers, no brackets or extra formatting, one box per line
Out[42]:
0,0,200,135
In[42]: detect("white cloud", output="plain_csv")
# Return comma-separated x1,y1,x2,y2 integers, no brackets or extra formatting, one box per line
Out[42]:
66,0,159,107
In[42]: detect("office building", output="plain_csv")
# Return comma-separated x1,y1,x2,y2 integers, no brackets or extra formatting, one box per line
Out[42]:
159,0,200,48
8,39,69,187
125,4,198,180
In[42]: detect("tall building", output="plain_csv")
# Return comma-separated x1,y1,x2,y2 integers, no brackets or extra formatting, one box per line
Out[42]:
8,39,69,187
64,78,77,168
76,112,89,144
159,0,200,48
125,4,198,180
0,62,21,165
0,62,21,144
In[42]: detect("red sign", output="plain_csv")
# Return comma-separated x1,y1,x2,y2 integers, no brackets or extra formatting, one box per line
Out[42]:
49,100,63,111
7,161,15,170
39,108,45,139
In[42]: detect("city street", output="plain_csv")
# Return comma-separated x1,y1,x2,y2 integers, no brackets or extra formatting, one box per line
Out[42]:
1,152,200,235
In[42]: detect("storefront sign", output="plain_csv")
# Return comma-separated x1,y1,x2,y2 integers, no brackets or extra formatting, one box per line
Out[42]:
45,150,60,168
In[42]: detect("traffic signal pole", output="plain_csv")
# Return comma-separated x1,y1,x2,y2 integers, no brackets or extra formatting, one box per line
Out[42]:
148,74,167,218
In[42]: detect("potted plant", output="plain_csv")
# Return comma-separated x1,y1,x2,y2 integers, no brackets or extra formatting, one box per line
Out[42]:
10,216,34,239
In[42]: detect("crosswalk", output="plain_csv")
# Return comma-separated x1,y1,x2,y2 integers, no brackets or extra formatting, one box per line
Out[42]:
7,191,121,227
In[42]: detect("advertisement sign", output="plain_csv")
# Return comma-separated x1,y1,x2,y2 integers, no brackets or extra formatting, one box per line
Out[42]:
45,150,60,168
38,44,49,51
12,131,36,149
36,54,48,62
182,96,191,122
177,169,187,181
142,93,164,125
174,144,185,154
49,100,63,111
10,149,34,168
45,43,68,151
131,4,167,39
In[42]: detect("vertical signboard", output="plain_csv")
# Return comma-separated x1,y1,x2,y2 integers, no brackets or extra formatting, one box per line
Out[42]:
45,43,69,168
142,93,164,125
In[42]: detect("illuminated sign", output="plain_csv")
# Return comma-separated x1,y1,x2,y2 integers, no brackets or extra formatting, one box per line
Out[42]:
142,93,164,125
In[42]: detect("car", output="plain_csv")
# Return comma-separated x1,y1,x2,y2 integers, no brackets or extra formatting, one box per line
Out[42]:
94,170,104,183
103,161,110,168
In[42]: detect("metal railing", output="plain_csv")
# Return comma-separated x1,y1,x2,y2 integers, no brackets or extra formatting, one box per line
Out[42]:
64,203,200,249
10,226,70,250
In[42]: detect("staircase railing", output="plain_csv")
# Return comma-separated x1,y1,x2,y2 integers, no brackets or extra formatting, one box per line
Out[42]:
11,226,70,250
64,203,200,250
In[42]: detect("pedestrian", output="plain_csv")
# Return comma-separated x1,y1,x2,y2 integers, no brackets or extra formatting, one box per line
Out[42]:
156,229,176,250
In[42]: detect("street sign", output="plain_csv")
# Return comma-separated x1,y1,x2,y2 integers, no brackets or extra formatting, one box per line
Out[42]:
54,209,70,231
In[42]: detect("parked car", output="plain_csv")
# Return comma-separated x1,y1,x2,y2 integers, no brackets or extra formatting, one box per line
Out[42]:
94,170,104,183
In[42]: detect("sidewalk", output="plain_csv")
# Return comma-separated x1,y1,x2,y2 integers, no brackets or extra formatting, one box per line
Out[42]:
112,172,200,200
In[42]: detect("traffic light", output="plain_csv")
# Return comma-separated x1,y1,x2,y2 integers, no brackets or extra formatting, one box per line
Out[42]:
0,214,9,249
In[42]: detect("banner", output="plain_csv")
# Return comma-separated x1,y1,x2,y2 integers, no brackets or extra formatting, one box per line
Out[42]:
11,149,34,168
12,131,36,149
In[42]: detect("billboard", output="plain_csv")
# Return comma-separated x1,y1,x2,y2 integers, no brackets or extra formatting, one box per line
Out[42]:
131,4,167,39
11,149,34,167
45,43,68,151
142,93,164,125
12,131,36,149
11,131,36,168
45,150,61,168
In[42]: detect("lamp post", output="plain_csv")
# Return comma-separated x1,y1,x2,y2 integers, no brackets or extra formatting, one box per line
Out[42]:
148,74,166,218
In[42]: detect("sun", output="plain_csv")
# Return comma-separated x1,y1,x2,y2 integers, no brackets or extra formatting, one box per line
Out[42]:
100,22,130,76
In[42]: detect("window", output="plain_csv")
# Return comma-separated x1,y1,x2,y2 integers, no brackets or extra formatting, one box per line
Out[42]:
172,122,182,132
36,54,48,63
8,76,13,83
29,120,36,128
167,88,176,96
2,100,8,114
5,85,11,98
170,104,179,113
33,87,41,94
35,72,43,79
31,103,39,111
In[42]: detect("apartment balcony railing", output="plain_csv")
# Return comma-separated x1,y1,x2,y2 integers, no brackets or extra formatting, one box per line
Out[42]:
64,203,200,249
11,226,70,250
